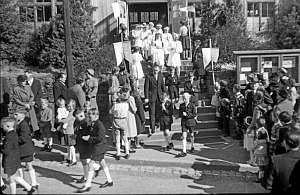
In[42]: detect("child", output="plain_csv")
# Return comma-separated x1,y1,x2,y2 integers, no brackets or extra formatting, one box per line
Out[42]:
183,72,200,106
77,108,113,192
165,67,179,104
110,88,130,160
55,97,69,144
167,33,182,77
232,84,245,139
39,98,53,152
59,99,77,166
152,33,164,67
162,26,173,66
141,24,150,59
254,117,269,182
131,46,144,87
160,93,174,151
1,117,36,194
177,92,197,157
14,109,39,190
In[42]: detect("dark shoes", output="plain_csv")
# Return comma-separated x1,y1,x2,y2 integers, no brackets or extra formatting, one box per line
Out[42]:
1,184,7,192
76,187,91,193
27,187,36,194
115,155,121,160
75,176,86,184
176,152,187,158
129,149,136,153
99,181,113,188
190,147,195,153
68,162,77,167
124,154,130,159
42,144,52,152
163,143,174,151
94,167,102,178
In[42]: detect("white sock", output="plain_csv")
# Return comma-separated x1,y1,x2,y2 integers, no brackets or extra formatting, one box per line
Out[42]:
9,181,17,194
116,142,121,156
103,167,112,183
84,171,94,188
49,138,53,146
67,147,71,161
18,168,24,179
70,146,76,163
124,138,129,155
164,135,169,146
83,164,88,179
182,139,187,153
93,163,100,171
0,176,4,186
15,176,31,191
43,138,47,145
28,169,37,186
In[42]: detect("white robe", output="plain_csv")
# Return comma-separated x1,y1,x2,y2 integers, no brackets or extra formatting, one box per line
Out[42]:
167,40,183,67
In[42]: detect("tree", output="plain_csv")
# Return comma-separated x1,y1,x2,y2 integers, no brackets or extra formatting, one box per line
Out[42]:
25,0,116,76
274,4,300,49
0,0,29,65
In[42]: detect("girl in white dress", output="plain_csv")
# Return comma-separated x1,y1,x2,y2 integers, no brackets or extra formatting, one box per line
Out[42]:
141,25,149,59
162,26,173,66
148,27,156,58
131,47,144,87
167,33,183,77
132,24,143,51
152,33,165,67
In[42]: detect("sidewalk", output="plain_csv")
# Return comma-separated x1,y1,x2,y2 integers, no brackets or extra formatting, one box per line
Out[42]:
34,129,259,180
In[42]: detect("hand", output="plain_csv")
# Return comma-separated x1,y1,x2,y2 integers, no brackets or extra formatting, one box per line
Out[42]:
145,99,149,103
183,112,187,116
82,135,90,141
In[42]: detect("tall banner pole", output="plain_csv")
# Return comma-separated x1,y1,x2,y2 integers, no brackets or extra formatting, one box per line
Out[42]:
210,38,215,85
185,0,192,59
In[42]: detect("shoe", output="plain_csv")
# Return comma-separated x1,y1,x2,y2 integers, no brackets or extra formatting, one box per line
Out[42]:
75,176,86,183
129,149,136,153
65,159,71,164
169,143,174,150
190,147,195,153
76,187,91,193
151,129,155,134
1,184,7,192
46,145,52,152
99,181,113,188
115,155,121,160
68,162,77,167
41,144,48,151
94,167,102,178
124,154,130,159
176,152,187,158
32,184,40,190
147,133,152,137
27,187,36,194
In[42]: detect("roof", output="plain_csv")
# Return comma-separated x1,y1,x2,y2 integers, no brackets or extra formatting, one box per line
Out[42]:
233,49,300,55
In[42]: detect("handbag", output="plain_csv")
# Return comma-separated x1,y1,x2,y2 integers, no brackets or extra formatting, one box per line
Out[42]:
211,94,219,107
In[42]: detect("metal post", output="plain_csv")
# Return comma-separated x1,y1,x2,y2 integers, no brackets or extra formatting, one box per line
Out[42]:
210,38,215,85
64,0,74,87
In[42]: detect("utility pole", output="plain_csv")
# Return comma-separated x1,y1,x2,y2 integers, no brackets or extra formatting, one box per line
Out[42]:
63,0,74,87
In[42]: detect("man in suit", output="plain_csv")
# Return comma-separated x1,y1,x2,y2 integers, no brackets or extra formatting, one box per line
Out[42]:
271,131,300,193
144,64,166,136
25,70,42,140
67,76,86,111
53,73,67,113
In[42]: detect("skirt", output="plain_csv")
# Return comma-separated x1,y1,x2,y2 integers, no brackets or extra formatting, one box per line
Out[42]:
244,133,255,151
91,152,105,162
21,155,34,163
64,134,76,146
39,121,52,138
180,36,190,50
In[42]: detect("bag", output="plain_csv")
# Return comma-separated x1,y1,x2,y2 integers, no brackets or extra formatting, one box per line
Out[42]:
211,94,219,107
186,118,197,127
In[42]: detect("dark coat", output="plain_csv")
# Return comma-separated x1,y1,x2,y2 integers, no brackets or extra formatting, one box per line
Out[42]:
53,80,67,102
183,79,200,96
161,100,173,124
144,72,166,103
30,79,43,106
219,87,230,99
179,102,197,127
88,120,107,155
16,119,34,158
117,72,130,87
271,150,300,193
2,131,21,175
74,119,92,156
165,74,179,99
67,84,86,110
134,95,145,135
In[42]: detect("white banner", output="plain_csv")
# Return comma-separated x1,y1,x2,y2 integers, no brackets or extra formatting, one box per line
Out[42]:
112,2,120,19
202,48,219,69
113,42,123,66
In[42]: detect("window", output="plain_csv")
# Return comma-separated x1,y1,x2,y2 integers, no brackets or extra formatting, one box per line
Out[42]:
282,56,299,82
150,12,158,21
247,2,259,17
262,2,274,17
37,5,52,22
129,12,138,23
262,56,279,77
19,6,34,22
141,12,149,23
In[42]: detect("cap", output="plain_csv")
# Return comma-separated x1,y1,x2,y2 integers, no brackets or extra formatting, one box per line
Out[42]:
156,23,162,27
149,22,154,26
163,26,169,30
86,69,95,76
17,75,27,82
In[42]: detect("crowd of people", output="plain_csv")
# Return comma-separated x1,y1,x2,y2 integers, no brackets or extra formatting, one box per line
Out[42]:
212,67,300,193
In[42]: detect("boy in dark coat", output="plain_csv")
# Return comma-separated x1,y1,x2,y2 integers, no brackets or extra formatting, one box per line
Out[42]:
1,117,35,194
14,109,39,189
165,67,179,103
77,108,113,192
160,93,174,151
177,92,197,157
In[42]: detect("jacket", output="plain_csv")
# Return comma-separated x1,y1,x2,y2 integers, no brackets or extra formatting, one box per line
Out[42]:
144,72,166,103
16,119,34,158
53,80,67,101
179,102,197,127
88,120,107,154
30,78,43,106
67,84,86,110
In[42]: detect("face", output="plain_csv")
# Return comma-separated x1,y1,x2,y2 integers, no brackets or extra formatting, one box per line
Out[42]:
183,94,190,103
60,74,67,83
2,121,15,132
75,111,85,121
67,102,75,112
41,102,48,109
153,67,160,74
14,113,25,123
88,113,98,122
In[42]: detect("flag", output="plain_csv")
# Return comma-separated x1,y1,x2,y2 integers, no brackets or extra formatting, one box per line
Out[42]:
122,41,132,64
179,6,196,13
202,48,219,69
112,2,120,19
113,42,123,66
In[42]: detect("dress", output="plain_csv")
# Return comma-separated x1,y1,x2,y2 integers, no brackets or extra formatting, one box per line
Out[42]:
141,30,149,50
132,29,142,48
39,106,53,138
162,33,173,55
167,40,182,67
127,96,138,138
152,40,164,66
131,52,144,80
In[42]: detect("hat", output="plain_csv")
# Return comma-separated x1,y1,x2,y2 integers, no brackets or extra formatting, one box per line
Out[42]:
149,22,154,26
86,69,94,76
151,27,156,31
156,23,162,27
17,75,27,82
163,26,169,30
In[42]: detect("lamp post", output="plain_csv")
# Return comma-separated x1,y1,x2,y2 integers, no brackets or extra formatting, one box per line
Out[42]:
63,0,74,87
